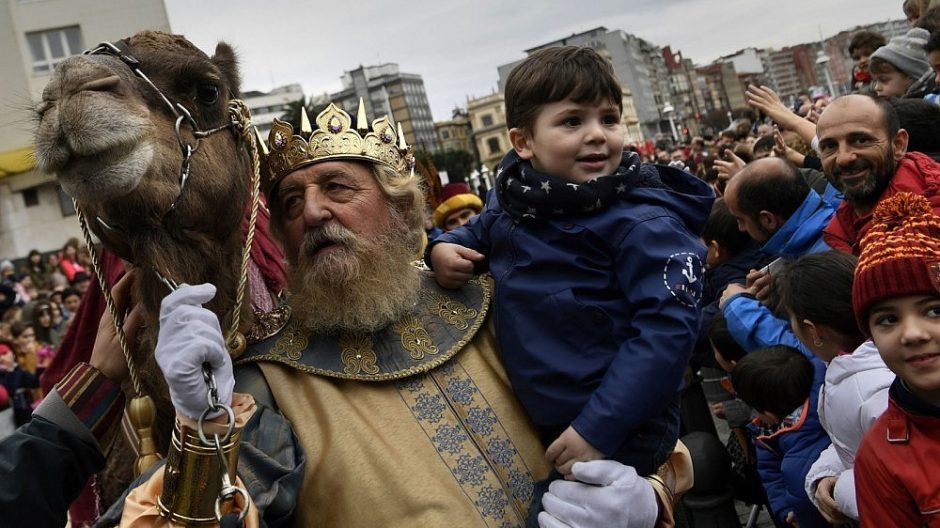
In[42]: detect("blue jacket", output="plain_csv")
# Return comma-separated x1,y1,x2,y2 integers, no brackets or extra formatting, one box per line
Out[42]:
748,361,831,527
434,164,713,455
723,189,836,356
761,188,834,258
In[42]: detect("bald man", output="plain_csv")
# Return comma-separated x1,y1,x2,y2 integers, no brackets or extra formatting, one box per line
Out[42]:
816,93,940,254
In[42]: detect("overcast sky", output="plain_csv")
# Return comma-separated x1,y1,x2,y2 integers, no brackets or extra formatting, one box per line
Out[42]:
163,0,902,120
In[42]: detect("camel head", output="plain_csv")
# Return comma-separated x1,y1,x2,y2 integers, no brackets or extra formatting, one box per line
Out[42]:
34,30,252,321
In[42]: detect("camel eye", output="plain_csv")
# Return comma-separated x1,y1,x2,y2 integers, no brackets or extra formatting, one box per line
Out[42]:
196,81,219,105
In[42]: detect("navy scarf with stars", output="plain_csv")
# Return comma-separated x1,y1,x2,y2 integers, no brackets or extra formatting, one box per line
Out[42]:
494,150,665,221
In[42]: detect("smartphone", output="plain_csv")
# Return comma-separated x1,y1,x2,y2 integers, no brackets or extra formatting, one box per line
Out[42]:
760,257,785,276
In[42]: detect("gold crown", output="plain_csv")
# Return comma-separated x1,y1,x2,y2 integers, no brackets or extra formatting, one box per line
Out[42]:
257,98,414,195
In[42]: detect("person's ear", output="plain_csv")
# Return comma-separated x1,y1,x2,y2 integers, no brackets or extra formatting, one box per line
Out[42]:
803,319,824,347
758,210,780,232
509,128,534,160
893,128,909,160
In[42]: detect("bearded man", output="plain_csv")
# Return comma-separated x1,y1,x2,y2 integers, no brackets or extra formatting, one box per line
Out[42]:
88,102,691,527
817,94,940,254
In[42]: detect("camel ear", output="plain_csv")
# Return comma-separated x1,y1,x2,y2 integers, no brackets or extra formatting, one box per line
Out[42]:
213,42,241,97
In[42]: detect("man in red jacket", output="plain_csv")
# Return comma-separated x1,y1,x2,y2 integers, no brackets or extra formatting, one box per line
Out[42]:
817,93,940,255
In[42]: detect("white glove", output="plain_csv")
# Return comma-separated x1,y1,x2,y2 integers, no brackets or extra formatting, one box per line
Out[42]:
155,283,233,421
538,460,658,528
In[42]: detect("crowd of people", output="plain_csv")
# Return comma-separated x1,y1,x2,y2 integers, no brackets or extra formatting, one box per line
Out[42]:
0,238,89,430
3,2,940,527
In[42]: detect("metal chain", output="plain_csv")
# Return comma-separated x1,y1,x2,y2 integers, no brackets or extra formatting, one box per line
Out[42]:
197,365,248,524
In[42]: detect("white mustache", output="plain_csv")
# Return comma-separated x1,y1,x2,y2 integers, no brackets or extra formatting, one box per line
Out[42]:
301,222,357,255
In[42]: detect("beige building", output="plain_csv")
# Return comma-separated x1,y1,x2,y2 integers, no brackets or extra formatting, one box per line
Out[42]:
0,0,171,259
621,89,643,144
467,92,510,172
435,112,475,155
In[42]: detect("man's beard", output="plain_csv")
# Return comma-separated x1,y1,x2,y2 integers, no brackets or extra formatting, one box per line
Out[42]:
286,215,420,334
830,147,894,207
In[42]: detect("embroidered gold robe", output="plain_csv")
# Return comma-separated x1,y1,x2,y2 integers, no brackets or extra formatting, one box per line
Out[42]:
239,274,552,527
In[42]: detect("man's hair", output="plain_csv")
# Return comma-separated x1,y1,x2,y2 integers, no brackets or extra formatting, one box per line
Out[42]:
504,46,623,131
849,30,886,57
734,158,809,221
731,345,814,418
702,199,752,255
269,161,426,256
779,251,862,340
707,311,747,364
890,97,940,154
752,135,775,155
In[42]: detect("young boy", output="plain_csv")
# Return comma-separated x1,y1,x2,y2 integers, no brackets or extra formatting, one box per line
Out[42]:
428,46,713,490
731,345,832,528
869,27,931,98
852,192,940,527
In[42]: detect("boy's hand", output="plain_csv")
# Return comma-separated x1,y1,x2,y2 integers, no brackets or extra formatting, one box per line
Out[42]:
785,511,799,527
430,243,484,289
545,426,604,477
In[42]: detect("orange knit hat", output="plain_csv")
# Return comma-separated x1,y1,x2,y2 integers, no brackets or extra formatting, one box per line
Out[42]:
853,192,940,333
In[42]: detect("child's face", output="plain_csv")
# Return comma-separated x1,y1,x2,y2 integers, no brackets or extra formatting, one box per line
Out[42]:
513,98,624,184
873,70,913,98
869,294,940,404
64,294,81,313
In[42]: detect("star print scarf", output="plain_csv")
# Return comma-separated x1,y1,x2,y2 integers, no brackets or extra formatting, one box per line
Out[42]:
495,150,665,221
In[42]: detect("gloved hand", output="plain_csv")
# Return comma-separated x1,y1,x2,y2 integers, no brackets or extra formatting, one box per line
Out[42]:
155,283,233,421
538,460,658,528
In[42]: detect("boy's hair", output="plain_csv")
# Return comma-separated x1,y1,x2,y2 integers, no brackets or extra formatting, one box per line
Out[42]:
61,287,81,300
707,311,748,364
731,345,814,418
504,46,623,131
752,135,775,156
702,199,752,255
779,251,862,340
917,7,940,33
848,30,886,57
869,56,908,77
890,97,940,154
925,28,940,54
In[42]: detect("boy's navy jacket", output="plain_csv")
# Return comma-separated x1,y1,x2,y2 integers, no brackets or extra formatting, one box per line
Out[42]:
433,162,714,455
747,360,832,528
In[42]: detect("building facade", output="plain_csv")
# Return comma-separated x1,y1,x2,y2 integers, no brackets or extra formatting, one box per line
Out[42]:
0,0,171,258
435,111,477,156
496,27,674,139
331,64,440,153
466,92,510,172
242,84,305,137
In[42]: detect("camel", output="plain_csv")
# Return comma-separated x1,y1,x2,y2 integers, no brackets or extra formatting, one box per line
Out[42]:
33,30,276,510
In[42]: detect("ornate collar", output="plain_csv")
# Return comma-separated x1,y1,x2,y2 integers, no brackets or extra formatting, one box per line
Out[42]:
235,272,491,381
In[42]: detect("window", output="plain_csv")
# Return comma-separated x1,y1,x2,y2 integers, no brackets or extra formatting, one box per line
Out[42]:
487,137,501,154
58,187,76,217
26,26,84,74
481,114,494,127
22,188,39,207
441,130,450,139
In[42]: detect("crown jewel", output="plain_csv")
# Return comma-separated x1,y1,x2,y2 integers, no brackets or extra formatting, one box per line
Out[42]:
259,98,415,195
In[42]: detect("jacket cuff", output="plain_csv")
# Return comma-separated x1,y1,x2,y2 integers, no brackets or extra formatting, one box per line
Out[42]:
53,362,125,450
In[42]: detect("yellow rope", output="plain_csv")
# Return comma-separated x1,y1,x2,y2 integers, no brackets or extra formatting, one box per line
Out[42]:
74,200,143,396
226,99,262,344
